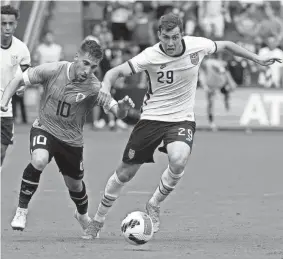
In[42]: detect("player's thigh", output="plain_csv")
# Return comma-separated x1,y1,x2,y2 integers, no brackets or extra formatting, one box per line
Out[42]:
54,142,84,180
30,127,53,168
163,121,196,157
122,120,164,164
1,117,14,146
164,122,196,172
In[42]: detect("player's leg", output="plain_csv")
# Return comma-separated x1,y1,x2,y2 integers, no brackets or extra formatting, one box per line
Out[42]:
1,117,14,166
84,120,164,239
53,143,90,233
220,86,230,111
11,127,52,231
147,121,196,232
206,90,217,130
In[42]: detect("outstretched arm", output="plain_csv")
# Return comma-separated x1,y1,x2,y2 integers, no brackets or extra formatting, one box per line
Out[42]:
98,50,149,104
215,41,282,66
98,62,134,104
1,63,55,111
1,71,24,111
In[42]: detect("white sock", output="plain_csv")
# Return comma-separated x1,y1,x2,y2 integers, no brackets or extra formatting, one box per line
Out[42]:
149,166,184,207
94,171,124,223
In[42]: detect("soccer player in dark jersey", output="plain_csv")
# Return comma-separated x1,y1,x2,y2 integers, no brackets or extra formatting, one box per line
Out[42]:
0,40,134,234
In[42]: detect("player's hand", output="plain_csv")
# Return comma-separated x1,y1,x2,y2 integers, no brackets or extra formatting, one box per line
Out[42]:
118,96,135,110
257,56,282,66
16,85,26,97
97,83,112,106
1,105,8,112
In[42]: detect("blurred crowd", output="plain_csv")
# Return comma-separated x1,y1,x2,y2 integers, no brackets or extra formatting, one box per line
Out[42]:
81,0,283,90
14,1,283,127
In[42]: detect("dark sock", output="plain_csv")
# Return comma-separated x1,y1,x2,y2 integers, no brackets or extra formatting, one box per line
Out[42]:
18,163,42,209
69,181,88,215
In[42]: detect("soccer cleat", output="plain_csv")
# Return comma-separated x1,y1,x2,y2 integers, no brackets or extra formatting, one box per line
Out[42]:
146,201,160,233
81,219,104,240
74,210,91,233
11,207,28,231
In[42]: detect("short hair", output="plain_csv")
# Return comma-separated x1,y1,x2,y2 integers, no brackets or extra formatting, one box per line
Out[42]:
1,5,20,20
158,13,183,33
80,40,103,60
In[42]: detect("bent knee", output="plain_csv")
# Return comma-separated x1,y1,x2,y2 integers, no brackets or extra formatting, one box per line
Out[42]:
31,149,49,170
116,162,141,183
168,151,191,174
67,181,82,192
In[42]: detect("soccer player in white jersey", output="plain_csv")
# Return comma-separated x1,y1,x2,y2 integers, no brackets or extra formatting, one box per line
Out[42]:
85,13,282,239
1,5,31,166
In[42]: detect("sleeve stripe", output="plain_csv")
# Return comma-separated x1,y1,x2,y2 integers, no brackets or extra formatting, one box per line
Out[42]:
213,41,218,54
127,61,136,74
22,70,32,86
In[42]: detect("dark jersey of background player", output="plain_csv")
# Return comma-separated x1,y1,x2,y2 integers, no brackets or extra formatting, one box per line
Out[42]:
23,61,114,146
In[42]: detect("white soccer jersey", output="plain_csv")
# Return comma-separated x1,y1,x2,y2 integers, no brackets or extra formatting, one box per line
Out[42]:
128,36,217,122
1,36,31,117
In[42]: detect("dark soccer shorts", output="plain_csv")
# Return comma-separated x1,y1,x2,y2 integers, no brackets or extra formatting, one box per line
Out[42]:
30,127,84,180
122,120,196,164
1,117,14,145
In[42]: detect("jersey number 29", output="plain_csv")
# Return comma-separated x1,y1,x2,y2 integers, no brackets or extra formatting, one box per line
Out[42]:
157,70,174,84
56,101,71,118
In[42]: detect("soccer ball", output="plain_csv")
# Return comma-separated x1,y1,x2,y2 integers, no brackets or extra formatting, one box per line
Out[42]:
121,211,154,245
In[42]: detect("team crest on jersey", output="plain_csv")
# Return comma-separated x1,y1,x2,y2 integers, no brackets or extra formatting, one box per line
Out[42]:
128,149,135,159
190,52,199,65
11,55,18,66
76,93,86,102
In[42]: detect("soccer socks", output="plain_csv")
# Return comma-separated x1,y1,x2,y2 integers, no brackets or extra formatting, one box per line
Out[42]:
149,166,184,207
69,181,88,215
94,171,124,223
18,163,42,209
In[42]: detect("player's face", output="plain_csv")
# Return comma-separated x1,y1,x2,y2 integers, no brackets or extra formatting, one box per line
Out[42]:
74,52,100,82
1,14,17,41
158,26,183,56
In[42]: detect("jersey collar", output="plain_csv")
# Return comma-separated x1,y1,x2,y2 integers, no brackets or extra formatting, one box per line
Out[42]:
159,38,186,58
1,36,13,49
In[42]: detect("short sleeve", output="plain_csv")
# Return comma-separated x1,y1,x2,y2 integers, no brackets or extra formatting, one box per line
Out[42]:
23,63,58,86
20,43,31,66
198,37,217,56
127,50,150,74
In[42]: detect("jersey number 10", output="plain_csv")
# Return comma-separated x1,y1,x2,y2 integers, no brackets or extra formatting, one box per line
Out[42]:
56,101,71,118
